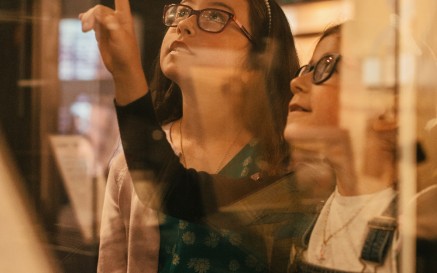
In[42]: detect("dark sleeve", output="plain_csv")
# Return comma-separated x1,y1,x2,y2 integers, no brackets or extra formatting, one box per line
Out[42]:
114,93,213,221
114,93,276,221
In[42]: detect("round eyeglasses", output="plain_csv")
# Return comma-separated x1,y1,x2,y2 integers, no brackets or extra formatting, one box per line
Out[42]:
163,4,254,43
295,53,342,85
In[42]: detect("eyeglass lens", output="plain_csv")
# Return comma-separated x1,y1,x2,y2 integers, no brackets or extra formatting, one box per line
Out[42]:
198,10,230,32
164,5,189,26
297,65,313,77
295,54,340,84
164,4,231,33
314,55,336,83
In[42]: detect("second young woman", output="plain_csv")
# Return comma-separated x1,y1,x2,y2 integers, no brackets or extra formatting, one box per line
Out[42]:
285,24,398,273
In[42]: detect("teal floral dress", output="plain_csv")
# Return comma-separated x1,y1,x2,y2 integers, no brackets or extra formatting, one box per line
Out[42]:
158,140,269,273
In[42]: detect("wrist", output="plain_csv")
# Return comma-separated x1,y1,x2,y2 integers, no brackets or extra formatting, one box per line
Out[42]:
113,65,149,106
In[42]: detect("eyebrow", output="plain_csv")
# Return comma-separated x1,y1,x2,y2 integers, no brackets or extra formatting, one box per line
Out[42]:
180,0,192,6
209,2,235,13
179,0,235,13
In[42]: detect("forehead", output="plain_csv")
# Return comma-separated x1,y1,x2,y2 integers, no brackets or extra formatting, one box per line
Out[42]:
181,0,249,13
311,34,340,62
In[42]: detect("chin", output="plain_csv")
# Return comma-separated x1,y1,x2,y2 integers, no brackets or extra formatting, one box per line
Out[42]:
283,123,300,143
284,121,324,143
161,64,184,83
161,54,192,75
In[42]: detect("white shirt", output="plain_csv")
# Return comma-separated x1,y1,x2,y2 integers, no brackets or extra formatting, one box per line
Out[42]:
304,186,398,273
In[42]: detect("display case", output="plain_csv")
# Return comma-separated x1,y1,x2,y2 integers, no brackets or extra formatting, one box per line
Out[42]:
0,0,436,272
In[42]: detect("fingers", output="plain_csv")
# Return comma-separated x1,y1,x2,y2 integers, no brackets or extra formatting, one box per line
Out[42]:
79,8,95,33
115,0,131,14
79,6,103,32
79,5,120,33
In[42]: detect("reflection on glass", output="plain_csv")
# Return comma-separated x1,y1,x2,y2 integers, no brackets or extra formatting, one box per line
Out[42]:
59,19,111,81
0,134,58,273
1,0,437,273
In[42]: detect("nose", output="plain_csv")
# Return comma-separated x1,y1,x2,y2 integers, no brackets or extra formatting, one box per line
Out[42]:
290,74,311,95
176,15,197,36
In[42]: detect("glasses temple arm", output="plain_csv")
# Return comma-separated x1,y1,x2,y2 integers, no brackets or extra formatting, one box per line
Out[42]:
233,18,255,44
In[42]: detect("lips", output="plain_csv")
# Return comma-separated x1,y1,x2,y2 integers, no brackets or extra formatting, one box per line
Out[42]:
289,103,310,113
169,41,193,54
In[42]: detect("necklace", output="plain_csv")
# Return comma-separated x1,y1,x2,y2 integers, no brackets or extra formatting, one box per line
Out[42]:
317,191,369,262
175,119,243,174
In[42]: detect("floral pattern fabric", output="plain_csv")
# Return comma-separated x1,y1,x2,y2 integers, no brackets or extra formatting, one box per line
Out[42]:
158,140,269,273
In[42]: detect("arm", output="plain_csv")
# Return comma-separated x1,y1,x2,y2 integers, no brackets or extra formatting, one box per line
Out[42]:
115,93,279,222
97,157,128,272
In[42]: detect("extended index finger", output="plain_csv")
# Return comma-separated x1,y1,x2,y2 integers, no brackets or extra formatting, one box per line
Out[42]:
115,0,131,13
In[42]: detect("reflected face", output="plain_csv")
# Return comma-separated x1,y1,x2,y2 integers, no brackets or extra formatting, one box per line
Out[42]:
160,0,252,83
284,34,341,141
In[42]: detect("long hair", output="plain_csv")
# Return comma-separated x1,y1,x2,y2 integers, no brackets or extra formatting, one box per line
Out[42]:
150,0,300,174
246,0,300,173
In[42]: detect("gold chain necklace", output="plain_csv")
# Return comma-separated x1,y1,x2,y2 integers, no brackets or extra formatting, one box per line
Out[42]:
318,191,370,262
177,119,243,174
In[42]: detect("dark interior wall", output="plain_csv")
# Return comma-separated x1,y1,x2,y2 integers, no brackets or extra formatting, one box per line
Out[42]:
0,0,172,203
0,0,36,200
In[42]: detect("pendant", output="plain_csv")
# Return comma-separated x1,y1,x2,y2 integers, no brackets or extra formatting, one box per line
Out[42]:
318,242,326,262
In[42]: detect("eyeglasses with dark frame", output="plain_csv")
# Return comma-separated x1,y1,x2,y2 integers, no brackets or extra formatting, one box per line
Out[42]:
295,53,342,85
163,4,255,43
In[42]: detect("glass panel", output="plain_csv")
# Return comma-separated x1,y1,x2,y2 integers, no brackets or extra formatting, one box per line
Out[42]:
1,1,436,272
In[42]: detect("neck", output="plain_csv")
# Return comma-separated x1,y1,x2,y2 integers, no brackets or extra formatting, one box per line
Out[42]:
177,73,250,143
173,116,252,173
182,103,245,140
336,145,396,196
336,169,395,196
170,75,254,172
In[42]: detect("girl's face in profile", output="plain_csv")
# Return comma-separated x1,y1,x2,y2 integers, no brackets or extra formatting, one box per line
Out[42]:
160,0,252,83
284,34,341,141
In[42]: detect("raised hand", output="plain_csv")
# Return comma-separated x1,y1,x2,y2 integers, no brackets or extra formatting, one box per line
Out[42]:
79,0,148,104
